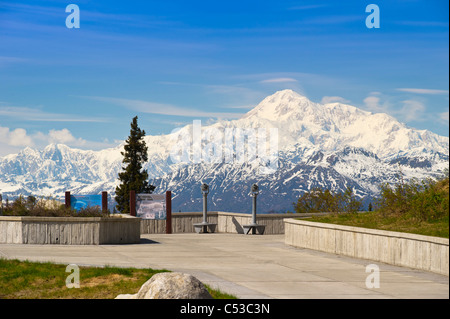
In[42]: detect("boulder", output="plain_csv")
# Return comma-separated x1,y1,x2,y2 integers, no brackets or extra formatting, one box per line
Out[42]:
116,272,213,299
115,293,137,299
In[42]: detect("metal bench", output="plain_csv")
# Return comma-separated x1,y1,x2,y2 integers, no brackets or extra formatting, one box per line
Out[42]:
193,222,217,234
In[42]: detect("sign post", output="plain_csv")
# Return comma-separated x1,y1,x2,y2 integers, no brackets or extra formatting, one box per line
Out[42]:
65,191,71,209
102,191,108,212
166,191,172,234
130,190,136,216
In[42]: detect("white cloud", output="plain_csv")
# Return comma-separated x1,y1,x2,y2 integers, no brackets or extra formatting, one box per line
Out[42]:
362,89,431,123
0,126,116,157
321,96,350,104
363,95,386,113
399,100,426,122
0,105,108,122
0,126,34,147
0,126,35,156
156,82,265,108
236,72,335,87
33,128,116,150
396,88,449,95
10,128,34,147
260,78,298,84
362,93,427,122
219,104,255,110
82,96,243,119
439,111,449,124
47,129,86,146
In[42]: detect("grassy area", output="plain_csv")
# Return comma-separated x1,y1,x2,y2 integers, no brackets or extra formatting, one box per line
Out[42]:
295,175,449,239
305,212,449,238
0,258,237,299
204,284,238,299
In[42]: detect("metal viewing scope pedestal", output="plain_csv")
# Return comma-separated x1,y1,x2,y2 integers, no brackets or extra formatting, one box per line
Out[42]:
243,183,266,235
193,183,217,234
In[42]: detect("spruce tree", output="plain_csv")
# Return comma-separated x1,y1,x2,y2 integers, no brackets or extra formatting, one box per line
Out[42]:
115,116,155,214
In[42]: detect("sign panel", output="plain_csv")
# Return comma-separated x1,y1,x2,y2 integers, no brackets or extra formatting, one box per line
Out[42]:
136,193,166,220
70,194,102,211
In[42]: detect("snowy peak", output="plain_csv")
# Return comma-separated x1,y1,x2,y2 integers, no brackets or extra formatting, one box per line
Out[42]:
242,89,317,121
243,89,369,129
240,89,366,136
238,89,449,157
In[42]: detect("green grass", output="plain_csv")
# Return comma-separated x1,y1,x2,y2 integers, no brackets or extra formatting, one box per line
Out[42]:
294,175,449,238
0,258,237,299
304,212,449,238
204,284,238,299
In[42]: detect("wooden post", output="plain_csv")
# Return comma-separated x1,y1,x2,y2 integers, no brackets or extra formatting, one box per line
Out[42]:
102,191,108,212
166,191,172,234
65,191,71,209
130,190,136,216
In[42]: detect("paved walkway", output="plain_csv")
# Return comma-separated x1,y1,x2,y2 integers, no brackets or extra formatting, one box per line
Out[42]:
0,233,448,299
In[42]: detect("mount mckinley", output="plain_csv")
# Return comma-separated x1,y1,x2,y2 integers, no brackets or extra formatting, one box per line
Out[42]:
0,90,448,213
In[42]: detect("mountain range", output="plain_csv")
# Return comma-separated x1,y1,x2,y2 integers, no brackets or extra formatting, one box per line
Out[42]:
0,89,448,213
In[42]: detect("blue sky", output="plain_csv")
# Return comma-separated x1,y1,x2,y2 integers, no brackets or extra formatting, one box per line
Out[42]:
0,0,448,156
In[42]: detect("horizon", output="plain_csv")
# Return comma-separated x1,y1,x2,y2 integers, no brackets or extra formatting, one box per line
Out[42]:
0,0,449,157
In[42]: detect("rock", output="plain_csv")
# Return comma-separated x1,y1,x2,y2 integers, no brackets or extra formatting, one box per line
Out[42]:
115,293,137,299
115,272,213,299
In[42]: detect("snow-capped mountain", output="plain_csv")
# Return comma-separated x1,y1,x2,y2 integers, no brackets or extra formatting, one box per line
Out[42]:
0,90,448,213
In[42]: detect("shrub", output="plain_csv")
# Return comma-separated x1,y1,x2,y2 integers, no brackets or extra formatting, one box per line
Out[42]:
293,187,362,214
375,176,449,222
2,195,110,217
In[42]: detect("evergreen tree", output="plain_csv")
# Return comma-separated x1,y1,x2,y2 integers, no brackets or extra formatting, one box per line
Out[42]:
115,116,155,214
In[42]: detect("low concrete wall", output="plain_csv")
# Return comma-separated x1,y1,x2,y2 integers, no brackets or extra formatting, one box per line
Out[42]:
0,215,140,245
284,219,449,276
141,212,323,234
140,212,219,234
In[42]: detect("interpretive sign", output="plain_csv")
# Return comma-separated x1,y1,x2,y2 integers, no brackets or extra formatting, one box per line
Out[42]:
70,194,102,211
136,193,166,220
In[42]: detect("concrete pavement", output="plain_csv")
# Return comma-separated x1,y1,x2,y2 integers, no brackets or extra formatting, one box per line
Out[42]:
0,233,448,299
